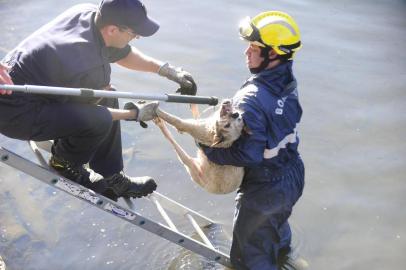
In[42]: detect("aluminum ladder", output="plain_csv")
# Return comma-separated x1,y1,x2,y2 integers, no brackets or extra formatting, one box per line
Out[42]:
0,141,232,268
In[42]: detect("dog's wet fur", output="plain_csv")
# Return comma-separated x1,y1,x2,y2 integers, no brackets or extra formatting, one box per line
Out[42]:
154,100,245,194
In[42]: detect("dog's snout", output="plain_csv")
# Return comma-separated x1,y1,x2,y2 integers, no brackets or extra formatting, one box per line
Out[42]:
222,100,232,105
231,112,240,119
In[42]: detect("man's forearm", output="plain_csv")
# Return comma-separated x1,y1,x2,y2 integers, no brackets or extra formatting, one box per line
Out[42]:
202,139,265,167
116,46,163,73
107,107,136,121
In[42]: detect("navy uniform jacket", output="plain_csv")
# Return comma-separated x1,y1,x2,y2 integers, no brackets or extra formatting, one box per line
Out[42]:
202,61,302,173
0,4,130,134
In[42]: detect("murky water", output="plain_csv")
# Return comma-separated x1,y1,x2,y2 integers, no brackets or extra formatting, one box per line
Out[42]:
1,0,406,269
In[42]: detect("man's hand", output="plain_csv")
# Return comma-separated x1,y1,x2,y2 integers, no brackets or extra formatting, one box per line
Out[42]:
124,101,159,127
0,64,13,95
158,63,197,96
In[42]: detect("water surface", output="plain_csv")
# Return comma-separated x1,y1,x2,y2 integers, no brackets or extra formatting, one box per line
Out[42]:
1,0,406,269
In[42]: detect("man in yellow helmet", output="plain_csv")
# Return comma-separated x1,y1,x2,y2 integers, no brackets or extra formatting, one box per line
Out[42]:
200,11,306,269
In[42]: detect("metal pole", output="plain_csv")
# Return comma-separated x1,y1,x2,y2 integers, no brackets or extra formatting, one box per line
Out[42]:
0,84,218,106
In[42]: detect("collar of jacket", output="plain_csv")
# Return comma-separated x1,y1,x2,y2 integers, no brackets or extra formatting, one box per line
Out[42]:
244,61,297,97
90,11,108,51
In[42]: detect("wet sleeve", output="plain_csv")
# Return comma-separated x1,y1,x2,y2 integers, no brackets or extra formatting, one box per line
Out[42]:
105,45,131,63
201,102,267,167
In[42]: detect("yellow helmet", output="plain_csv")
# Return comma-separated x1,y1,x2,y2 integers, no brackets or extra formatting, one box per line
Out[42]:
239,11,302,59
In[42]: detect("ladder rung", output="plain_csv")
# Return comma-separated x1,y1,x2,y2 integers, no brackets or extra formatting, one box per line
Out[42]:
186,213,214,249
34,140,53,152
150,192,214,227
123,198,135,209
29,141,48,167
150,195,178,231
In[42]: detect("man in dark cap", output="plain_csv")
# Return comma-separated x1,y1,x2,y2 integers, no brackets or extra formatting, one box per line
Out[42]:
0,0,197,201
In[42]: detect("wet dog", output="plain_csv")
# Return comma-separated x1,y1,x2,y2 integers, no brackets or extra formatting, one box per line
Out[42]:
154,100,245,194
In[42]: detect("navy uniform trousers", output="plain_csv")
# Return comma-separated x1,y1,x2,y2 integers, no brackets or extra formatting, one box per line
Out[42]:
1,96,124,192
230,157,305,270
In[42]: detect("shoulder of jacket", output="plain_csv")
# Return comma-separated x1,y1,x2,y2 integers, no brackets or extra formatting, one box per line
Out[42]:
68,3,97,11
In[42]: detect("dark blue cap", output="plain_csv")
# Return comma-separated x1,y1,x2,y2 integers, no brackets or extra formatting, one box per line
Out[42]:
98,0,159,37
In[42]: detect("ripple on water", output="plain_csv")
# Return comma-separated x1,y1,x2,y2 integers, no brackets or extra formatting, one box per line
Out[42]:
145,223,231,270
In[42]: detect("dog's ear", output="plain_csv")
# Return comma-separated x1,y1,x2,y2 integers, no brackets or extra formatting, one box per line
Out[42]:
211,135,225,147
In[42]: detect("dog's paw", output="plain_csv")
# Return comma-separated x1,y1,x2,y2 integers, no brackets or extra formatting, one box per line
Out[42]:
153,117,164,126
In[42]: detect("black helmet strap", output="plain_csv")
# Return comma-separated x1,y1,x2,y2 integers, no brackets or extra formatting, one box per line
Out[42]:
249,46,279,74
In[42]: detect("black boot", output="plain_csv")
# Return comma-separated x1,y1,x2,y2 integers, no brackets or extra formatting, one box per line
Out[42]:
103,172,157,201
49,155,107,193
50,156,156,201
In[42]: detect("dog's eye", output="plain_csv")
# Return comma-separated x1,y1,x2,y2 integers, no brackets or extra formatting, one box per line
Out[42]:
231,112,239,119
224,123,231,128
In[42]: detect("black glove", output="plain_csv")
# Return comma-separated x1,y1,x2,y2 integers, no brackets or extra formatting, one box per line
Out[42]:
176,73,197,96
158,62,197,96
124,100,159,128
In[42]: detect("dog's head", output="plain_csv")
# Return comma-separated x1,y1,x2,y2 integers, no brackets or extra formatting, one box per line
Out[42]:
212,100,245,147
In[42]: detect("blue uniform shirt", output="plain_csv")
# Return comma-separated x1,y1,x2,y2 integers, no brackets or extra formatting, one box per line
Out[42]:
202,61,302,171
2,3,130,99
0,4,130,131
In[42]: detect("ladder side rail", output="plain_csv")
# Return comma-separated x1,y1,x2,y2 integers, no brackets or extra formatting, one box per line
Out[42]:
33,140,215,227
0,147,232,267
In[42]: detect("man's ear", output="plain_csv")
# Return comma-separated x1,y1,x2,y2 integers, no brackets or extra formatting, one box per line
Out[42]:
269,49,278,60
103,25,118,36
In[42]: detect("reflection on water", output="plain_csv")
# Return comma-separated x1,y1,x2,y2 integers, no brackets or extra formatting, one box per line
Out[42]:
167,224,231,270
1,0,406,269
